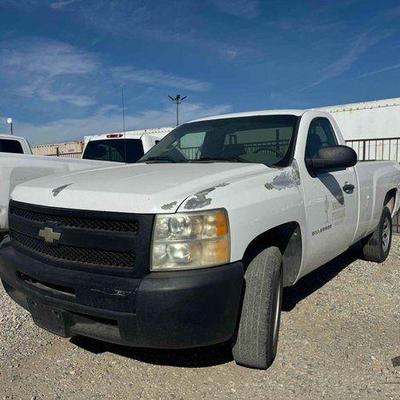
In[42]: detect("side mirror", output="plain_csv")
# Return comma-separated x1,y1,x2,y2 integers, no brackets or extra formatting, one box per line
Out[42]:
307,145,357,172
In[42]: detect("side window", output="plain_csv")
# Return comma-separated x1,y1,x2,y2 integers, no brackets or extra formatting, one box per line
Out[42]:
178,131,206,159
305,118,338,158
0,139,24,154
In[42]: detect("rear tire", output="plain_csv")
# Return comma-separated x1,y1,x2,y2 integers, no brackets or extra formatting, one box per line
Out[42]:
232,246,283,369
361,207,392,263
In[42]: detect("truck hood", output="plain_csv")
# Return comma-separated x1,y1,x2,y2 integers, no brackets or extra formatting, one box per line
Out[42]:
11,162,269,213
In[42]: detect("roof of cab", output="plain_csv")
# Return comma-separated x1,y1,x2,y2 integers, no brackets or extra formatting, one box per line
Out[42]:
0,134,27,141
189,109,306,123
86,132,144,141
84,127,173,142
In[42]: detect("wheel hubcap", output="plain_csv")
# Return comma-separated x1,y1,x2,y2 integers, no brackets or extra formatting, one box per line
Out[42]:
382,217,391,252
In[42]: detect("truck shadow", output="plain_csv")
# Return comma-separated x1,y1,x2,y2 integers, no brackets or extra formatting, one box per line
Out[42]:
282,247,358,311
70,336,233,368
70,247,359,368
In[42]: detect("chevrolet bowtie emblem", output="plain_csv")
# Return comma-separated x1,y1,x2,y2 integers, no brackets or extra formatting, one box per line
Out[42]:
38,227,61,244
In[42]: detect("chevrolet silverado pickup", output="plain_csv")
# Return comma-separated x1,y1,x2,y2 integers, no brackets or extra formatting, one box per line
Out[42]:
1,109,399,369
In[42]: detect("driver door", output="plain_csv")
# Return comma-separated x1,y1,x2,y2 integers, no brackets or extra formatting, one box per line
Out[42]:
301,117,358,274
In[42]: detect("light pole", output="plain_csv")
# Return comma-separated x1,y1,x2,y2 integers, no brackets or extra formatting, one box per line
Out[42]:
168,95,187,126
6,118,13,135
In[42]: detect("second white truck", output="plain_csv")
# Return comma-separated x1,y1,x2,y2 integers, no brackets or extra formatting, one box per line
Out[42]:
82,127,173,163
1,108,399,369
0,134,32,155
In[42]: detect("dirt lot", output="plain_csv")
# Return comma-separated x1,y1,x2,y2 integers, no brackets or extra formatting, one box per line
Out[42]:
0,238,399,400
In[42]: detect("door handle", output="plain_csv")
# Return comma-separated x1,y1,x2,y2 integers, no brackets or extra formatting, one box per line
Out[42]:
343,182,355,194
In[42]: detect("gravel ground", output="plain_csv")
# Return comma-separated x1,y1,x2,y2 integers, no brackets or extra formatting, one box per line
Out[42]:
0,238,399,400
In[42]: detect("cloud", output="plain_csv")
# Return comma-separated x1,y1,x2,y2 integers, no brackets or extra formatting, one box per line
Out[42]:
0,0,79,10
357,63,400,79
50,0,79,10
381,5,400,18
35,88,96,107
265,18,344,34
17,102,232,145
0,36,213,110
0,37,99,106
112,67,211,92
0,38,98,76
304,28,394,89
78,0,150,31
0,0,255,62
53,0,246,61
209,0,260,18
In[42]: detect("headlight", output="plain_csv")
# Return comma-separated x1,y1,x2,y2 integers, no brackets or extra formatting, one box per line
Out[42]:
151,209,230,271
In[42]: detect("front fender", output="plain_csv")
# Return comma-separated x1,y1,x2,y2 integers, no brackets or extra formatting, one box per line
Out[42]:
178,165,306,264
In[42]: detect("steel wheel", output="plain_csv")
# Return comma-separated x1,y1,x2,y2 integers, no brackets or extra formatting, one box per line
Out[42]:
382,216,391,252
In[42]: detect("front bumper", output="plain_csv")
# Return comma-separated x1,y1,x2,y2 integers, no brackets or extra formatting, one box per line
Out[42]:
0,239,244,349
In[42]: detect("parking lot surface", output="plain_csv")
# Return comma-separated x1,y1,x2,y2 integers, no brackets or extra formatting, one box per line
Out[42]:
1,238,399,400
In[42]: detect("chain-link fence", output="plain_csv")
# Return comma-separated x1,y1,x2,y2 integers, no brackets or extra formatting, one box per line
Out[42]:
46,151,82,159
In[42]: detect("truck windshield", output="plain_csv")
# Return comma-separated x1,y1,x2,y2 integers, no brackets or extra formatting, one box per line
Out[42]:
83,139,144,163
139,115,299,166
0,139,24,154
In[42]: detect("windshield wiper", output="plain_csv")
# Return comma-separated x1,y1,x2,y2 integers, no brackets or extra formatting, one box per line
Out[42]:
143,156,179,163
190,157,248,163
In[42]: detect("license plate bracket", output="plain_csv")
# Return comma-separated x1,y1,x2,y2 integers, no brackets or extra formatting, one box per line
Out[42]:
28,299,68,337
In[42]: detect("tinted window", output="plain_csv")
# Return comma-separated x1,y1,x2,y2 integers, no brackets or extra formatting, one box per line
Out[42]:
140,115,299,166
0,139,24,154
306,118,338,158
83,139,144,163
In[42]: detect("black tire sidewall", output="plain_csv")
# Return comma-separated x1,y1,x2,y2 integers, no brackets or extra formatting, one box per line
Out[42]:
269,266,283,360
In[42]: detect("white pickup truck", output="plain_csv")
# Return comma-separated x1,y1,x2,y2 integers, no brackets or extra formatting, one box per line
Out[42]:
82,127,173,163
1,109,399,369
0,134,32,155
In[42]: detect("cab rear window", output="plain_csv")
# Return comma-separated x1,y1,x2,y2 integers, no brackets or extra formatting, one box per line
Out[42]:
0,139,24,154
82,139,144,163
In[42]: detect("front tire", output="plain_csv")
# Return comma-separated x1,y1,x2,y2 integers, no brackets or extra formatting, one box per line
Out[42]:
361,206,392,263
232,246,283,369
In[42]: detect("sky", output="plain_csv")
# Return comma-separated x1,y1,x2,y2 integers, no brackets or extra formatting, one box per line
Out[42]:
0,0,399,145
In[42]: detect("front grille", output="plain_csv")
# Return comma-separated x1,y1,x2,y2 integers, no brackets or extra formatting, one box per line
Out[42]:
10,205,139,233
9,201,154,275
12,231,135,268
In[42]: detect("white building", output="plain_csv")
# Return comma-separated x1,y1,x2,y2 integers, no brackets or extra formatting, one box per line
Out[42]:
319,97,400,140
32,140,84,157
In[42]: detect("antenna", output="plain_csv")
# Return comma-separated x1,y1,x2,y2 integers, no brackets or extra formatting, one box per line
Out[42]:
121,87,127,162
122,87,126,134
168,94,187,126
